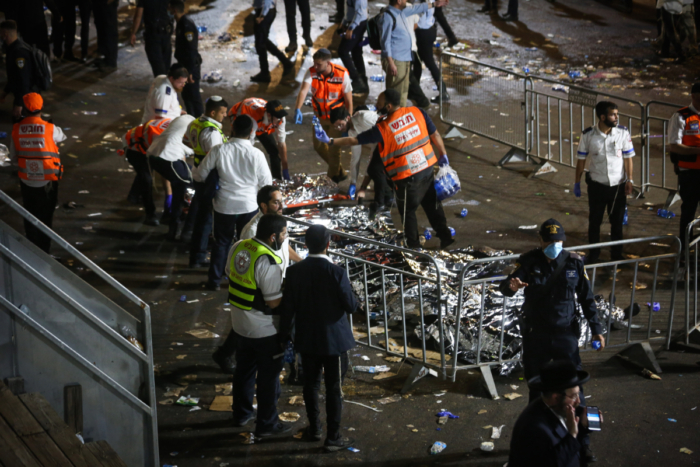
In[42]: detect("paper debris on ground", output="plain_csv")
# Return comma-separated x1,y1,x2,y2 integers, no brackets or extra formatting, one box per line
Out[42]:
279,412,301,422
159,398,174,405
189,406,201,412
289,395,305,406
361,355,370,361
510,384,519,390
478,409,488,415
491,425,505,439
181,374,197,382
380,338,450,364
215,383,232,395
186,329,220,339
641,368,662,380
373,372,397,380
176,355,187,360
293,431,304,439
240,432,254,445
378,395,401,405
680,447,693,454
103,132,121,142
480,441,495,452
164,387,186,397
385,356,402,363
504,393,522,400
175,396,199,406
209,396,233,412
519,225,538,230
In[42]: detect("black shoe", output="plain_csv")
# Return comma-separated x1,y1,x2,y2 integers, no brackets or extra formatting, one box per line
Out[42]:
251,72,272,83
352,79,369,94
368,203,384,221
285,42,298,53
329,13,343,23
144,215,160,226
233,415,254,427
431,92,450,103
583,447,598,463
477,6,492,13
447,39,459,48
324,436,355,452
90,58,105,68
331,172,348,183
300,426,323,441
304,35,313,47
212,346,236,374
97,64,117,73
440,238,456,250
501,13,518,21
204,281,220,292
255,422,293,438
160,210,172,224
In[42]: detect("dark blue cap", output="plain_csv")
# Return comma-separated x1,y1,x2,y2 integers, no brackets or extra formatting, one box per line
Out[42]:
539,218,566,241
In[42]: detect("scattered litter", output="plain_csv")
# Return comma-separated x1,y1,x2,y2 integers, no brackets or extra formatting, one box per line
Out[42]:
385,356,402,363
87,213,102,217
187,299,200,304
519,225,538,230
348,447,360,453
81,111,98,115
480,441,495,452
491,425,505,439
668,418,677,422
510,384,519,390
642,368,662,380
209,396,233,412
189,406,201,412
353,365,390,373
436,411,459,419
503,393,522,400
289,395,305,406
279,412,301,422
175,396,199,406
373,372,397,380
78,190,89,194
438,416,448,425
430,441,447,455
215,383,233,395
155,275,167,278
293,431,304,439
92,92,106,96
164,387,186,397
179,295,186,302
348,427,356,431
378,395,402,405
361,355,370,361
159,399,174,405
631,282,648,290
203,70,223,83
186,329,220,339
102,132,120,142
442,198,480,206
176,355,187,360
680,447,693,455
240,432,254,445
478,410,488,415
345,400,383,412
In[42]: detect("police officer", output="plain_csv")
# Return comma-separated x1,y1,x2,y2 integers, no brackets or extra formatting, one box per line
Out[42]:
668,82,700,254
228,98,290,180
251,0,296,83
498,219,605,464
0,21,35,121
9,93,66,253
294,48,353,182
130,0,172,77
321,88,453,249
170,0,203,117
184,96,228,268
337,0,369,93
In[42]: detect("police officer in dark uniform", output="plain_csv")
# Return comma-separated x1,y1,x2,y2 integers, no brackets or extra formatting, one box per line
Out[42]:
499,219,605,464
130,0,172,77
169,0,203,117
0,21,36,121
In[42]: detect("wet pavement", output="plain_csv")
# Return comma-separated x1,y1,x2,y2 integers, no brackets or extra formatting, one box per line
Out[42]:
1,0,700,465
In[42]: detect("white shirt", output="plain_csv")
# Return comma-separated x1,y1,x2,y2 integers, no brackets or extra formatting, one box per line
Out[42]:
349,110,379,176
308,253,333,262
668,103,699,145
225,238,283,338
185,116,225,155
141,76,182,124
576,123,635,186
255,114,287,145
147,115,195,162
193,137,273,214
405,3,419,52
303,63,353,94
10,124,67,187
240,211,291,277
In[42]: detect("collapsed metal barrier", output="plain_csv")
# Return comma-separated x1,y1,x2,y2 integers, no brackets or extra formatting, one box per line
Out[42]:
680,218,700,349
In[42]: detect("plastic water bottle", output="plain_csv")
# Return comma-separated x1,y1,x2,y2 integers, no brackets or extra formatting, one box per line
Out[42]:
623,206,628,225
647,302,661,312
657,209,675,219
434,42,441,48
592,340,601,350
449,227,456,237
460,208,468,218
197,26,207,33
369,75,385,82
569,71,581,79
424,229,432,240
312,116,323,138
522,67,530,74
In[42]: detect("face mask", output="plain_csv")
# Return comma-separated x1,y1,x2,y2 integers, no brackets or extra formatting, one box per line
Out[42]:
543,242,563,260
603,116,617,128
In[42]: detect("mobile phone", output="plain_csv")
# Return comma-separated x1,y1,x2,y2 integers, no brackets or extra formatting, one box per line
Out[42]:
586,406,601,431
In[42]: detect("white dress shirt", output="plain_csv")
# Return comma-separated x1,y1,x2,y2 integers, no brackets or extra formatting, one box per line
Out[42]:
668,103,699,145
147,115,195,162
348,110,379,184
239,211,291,277
184,116,226,155
10,125,67,188
141,75,182,124
576,124,635,186
192,137,273,214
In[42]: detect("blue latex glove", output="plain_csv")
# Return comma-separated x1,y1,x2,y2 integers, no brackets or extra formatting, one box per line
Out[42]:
348,183,356,200
294,109,303,124
574,182,581,198
282,168,290,181
316,127,330,144
438,154,449,167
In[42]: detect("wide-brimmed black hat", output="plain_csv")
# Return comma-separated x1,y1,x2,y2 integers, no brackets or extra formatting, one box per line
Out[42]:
528,360,590,392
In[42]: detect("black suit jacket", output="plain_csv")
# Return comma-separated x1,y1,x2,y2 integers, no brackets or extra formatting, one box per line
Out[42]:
508,398,582,467
280,255,358,356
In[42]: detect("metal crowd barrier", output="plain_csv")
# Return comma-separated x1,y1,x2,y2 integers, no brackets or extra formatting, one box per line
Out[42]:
452,236,681,398
682,218,700,347
0,190,159,467
283,216,449,381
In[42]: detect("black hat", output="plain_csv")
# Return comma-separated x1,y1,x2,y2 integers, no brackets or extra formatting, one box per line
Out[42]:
692,82,700,94
265,100,288,119
528,360,590,392
539,218,566,242
305,225,331,253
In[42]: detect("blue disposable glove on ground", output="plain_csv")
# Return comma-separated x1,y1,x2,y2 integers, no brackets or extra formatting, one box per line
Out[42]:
348,183,356,200
316,127,330,144
574,182,581,198
295,109,303,124
283,169,290,181
438,154,449,167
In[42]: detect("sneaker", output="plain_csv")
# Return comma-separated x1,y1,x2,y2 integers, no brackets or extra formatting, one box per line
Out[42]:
212,346,236,374
324,436,354,452
233,414,254,427
251,72,272,83
255,422,293,438
285,42,298,53
300,426,322,441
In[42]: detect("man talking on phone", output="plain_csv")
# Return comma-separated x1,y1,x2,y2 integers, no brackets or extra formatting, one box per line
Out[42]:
499,219,604,464
509,360,602,467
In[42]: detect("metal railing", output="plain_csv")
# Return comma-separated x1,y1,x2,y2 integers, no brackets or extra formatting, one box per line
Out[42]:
450,236,682,381
0,190,159,467
645,100,685,193
683,218,700,344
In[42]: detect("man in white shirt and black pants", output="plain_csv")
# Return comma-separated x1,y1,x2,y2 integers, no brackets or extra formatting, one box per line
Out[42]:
193,115,273,291
574,101,635,263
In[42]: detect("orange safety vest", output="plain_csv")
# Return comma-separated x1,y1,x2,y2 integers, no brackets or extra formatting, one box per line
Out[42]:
309,63,347,120
228,98,280,136
125,118,171,154
675,107,700,170
376,107,437,181
12,116,62,182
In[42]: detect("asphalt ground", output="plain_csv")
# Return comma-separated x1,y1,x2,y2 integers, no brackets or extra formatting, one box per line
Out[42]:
1,0,700,465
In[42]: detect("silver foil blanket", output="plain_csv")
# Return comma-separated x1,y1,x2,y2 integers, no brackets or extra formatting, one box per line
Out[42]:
277,173,340,206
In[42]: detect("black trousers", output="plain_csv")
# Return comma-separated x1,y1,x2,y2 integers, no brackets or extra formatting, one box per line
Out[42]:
233,332,284,433
144,31,172,77
302,352,348,440
181,66,203,116
187,181,214,265
522,328,589,446
20,181,58,253
283,0,311,42
483,0,497,9
53,0,90,58
367,148,393,206
92,0,118,66
586,178,626,262
395,171,450,248
679,169,700,249
254,8,290,74
257,132,282,180
147,157,192,232
434,6,457,44
415,26,440,86
76,0,92,59
506,0,518,16
407,53,429,109
338,20,367,81
20,21,50,56
125,149,155,216
208,209,258,284
661,8,685,58
335,0,344,16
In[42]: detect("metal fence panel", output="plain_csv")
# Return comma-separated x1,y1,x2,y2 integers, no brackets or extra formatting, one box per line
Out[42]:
645,100,686,193
683,218,700,344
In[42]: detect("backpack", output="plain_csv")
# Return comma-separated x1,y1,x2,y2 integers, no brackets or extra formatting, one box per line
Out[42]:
24,43,52,91
367,8,396,51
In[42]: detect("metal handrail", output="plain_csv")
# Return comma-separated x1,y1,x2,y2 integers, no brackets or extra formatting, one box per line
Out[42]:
644,100,686,193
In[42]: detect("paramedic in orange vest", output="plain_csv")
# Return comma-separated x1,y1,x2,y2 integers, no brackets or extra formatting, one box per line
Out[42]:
9,93,66,253
669,81,700,254
293,48,353,183
229,97,290,181
317,88,454,250
121,117,172,226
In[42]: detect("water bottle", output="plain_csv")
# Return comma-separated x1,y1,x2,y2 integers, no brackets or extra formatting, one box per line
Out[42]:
312,116,323,138
569,71,581,79
434,42,441,48
197,26,207,33
592,340,601,350
424,229,432,240
623,206,628,225
368,312,381,320
460,208,468,218
449,227,456,237
370,75,385,82
657,208,668,218
647,302,661,312
522,67,530,74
